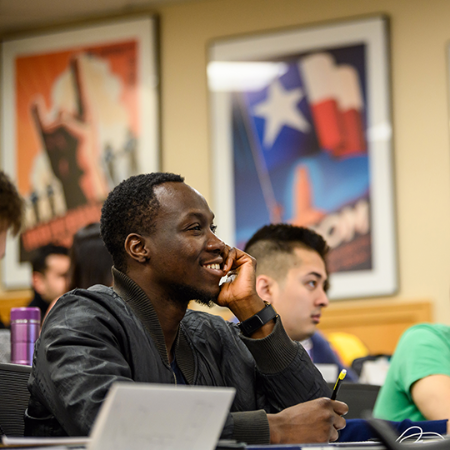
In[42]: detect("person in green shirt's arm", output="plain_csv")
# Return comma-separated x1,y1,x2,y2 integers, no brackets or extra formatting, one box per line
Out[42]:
374,323,450,433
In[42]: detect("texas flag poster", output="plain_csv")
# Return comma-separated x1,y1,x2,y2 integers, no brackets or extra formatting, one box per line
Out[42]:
231,44,371,274
210,17,396,299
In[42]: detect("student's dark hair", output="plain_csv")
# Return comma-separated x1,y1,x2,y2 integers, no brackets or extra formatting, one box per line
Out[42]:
244,224,330,288
0,171,24,235
31,244,69,274
68,222,113,290
100,172,184,272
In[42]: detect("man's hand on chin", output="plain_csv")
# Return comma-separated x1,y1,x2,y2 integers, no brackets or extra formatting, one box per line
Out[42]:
216,246,276,338
267,397,348,444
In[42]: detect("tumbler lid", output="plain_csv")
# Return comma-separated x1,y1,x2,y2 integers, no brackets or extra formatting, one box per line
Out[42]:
10,307,41,322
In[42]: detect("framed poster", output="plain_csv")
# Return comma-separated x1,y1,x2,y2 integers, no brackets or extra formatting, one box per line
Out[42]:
208,16,397,299
2,15,159,288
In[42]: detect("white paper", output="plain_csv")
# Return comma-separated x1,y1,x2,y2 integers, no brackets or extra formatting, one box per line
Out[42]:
315,363,339,383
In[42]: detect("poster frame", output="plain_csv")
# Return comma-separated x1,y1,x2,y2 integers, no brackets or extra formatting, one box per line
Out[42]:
208,16,397,299
1,15,159,289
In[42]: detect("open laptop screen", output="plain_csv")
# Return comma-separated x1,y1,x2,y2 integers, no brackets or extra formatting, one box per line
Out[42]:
88,382,236,450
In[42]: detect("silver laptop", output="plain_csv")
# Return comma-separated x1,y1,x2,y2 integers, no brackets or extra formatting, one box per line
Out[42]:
88,382,236,450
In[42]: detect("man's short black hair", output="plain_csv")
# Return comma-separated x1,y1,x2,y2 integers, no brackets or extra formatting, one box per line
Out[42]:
100,172,184,272
0,171,24,235
244,224,330,289
31,244,69,274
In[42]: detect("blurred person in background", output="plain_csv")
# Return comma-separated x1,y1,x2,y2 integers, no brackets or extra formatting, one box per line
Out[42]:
28,244,70,319
67,222,113,291
0,171,23,261
43,222,113,323
374,323,450,433
0,171,24,328
244,223,358,381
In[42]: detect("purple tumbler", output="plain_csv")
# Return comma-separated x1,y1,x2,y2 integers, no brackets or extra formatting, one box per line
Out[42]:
10,307,41,365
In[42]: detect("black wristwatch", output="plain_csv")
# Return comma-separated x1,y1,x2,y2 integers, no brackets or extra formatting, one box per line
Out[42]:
238,302,277,337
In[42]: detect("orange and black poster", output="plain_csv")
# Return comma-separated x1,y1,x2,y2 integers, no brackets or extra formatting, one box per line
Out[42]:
2,17,158,288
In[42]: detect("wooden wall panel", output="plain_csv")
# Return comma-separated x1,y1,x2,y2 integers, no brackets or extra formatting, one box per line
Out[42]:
0,292,433,355
317,299,432,355
0,290,32,326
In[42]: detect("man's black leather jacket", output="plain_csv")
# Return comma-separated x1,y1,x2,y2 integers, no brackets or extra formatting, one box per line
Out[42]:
25,268,330,444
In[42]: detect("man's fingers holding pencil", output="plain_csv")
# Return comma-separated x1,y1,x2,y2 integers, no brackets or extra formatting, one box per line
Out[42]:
267,397,348,444
332,399,349,419
331,399,348,441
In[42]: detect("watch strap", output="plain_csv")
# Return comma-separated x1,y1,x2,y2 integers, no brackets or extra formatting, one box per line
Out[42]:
238,302,277,337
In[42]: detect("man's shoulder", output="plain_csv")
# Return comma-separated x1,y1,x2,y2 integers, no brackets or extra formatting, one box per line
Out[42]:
394,323,450,360
61,284,119,304
88,284,117,297
310,331,330,346
47,285,128,322
402,323,450,342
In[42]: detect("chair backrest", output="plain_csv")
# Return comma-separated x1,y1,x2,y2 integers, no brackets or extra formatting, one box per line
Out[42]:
328,382,380,419
326,332,369,367
0,330,11,363
0,362,31,436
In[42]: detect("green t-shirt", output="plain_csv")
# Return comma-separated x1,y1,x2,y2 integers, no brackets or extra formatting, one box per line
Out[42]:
373,323,450,421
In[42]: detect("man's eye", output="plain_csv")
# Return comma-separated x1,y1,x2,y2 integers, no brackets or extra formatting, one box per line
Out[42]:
306,280,317,288
210,225,217,233
191,225,201,231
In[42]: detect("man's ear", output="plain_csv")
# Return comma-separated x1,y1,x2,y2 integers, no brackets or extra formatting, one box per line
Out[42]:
124,233,150,264
255,275,277,302
32,271,45,295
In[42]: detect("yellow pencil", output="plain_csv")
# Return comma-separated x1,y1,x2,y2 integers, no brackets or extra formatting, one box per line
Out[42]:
331,369,347,400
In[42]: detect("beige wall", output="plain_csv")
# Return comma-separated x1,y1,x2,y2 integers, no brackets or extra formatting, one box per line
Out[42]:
3,0,450,323
155,0,450,322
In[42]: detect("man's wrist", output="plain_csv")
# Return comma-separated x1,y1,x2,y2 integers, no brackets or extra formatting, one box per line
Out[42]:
266,412,282,444
238,302,278,337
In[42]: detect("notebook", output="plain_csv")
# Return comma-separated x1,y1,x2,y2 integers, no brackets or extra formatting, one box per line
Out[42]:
88,382,236,450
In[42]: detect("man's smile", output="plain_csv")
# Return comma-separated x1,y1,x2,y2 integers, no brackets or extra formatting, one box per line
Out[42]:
202,260,225,277
204,263,221,270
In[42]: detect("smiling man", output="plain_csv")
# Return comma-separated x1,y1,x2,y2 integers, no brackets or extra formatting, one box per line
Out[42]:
25,173,347,444
244,224,357,381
